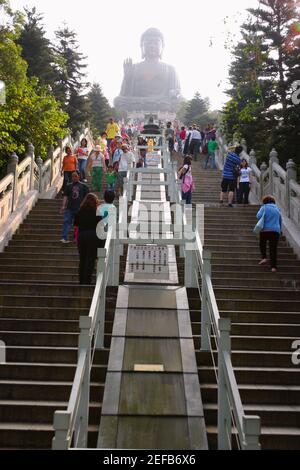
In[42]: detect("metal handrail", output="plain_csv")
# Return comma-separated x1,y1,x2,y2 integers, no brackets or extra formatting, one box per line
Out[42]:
52,227,114,450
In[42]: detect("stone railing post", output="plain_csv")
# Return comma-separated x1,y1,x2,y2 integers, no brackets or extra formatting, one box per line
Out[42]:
241,138,247,154
7,152,19,212
36,156,43,194
269,148,279,195
259,162,267,200
201,250,212,352
249,149,256,166
218,317,232,450
58,138,64,169
26,143,35,190
48,145,55,185
286,159,297,219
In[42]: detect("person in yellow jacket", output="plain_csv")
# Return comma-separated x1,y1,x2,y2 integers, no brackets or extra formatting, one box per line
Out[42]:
106,118,120,154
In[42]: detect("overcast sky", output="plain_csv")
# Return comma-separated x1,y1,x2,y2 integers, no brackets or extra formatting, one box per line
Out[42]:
10,0,258,110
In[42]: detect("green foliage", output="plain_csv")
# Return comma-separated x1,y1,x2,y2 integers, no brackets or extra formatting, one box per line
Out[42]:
87,83,112,137
0,10,68,174
17,7,58,87
222,0,300,167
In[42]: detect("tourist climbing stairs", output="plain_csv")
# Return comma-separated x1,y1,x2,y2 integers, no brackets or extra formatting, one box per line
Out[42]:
175,153,300,449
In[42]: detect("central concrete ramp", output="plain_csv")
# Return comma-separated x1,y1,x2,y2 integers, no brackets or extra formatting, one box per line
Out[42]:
98,285,207,450
98,149,207,450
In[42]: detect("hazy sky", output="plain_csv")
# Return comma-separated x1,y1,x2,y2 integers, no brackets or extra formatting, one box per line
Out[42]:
10,0,258,110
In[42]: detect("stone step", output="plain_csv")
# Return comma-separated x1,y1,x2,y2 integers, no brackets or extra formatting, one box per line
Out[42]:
0,283,93,296
218,299,300,312
1,331,79,348
190,309,300,325
198,350,297,368
0,256,79,267
0,362,107,382
0,400,101,425
188,296,300,311
0,295,92,308
211,264,300,273
0,380,103,402
0,265,78,274
3,344,111,363
201,383,300,406
212,277,300,289
213,288,300,301
193,335,297,352
198,366,300,385
0,272,79,283
191,321,300,337
206,425,300,450
5,245,78,254
0,304,116,321
204,403,300,427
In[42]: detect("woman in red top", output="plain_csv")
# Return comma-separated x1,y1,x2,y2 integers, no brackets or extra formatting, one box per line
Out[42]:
61,146,78,193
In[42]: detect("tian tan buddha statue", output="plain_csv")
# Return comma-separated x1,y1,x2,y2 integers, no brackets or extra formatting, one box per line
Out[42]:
114,28,182,113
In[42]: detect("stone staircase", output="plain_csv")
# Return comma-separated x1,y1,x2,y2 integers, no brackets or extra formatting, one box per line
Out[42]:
177,155,300,450
0,198,118,449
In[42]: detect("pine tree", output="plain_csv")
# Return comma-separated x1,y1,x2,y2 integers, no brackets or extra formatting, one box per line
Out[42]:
53,26,88,107
222,0,300,166
87,83,111,136
184,92,209,124
17,7,58,87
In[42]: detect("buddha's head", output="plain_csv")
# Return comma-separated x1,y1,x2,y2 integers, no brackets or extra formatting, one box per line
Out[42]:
141,28,164,60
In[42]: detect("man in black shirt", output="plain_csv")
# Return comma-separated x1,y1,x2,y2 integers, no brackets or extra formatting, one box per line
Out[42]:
59,171,89,243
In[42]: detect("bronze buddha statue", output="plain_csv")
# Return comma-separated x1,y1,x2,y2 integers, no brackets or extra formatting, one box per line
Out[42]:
114,28,182,112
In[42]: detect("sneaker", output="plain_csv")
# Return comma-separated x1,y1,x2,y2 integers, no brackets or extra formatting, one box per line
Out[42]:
228,203,234,208
60,239,70,244
83,179,88,183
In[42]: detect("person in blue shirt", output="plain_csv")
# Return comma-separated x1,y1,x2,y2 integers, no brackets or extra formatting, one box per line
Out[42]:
219,145,243,207
257,195,282,272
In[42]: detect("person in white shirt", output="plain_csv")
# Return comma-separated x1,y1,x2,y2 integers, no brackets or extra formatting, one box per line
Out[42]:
86,145,106,192
189,125,202,161
116,144,135,195
76,138,89,182
237,159,252,204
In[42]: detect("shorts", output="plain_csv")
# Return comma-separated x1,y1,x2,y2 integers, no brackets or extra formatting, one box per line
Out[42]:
221,178,236,192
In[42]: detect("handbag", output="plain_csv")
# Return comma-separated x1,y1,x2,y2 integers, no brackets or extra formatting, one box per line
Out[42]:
253,208,265,234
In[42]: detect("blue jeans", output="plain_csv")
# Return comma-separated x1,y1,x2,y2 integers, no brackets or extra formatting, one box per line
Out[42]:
204,152,216,169
182,190,192,205
62,209,77,241
78,159,87,180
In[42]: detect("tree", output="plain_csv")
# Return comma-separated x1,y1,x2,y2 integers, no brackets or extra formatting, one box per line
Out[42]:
0,4,68,174
87,83,111,136
184,92,209,124
52,26,89,132
17,7,58,87
222,0,300,167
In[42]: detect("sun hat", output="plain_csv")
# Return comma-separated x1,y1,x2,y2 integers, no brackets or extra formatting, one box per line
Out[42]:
94,145,102,152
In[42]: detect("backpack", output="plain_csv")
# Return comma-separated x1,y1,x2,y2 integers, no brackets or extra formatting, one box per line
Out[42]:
182,174,194,193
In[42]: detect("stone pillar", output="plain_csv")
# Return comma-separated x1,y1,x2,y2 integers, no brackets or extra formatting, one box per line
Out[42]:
286,159,297,218
58,138,64,169
269,148,279,195
48,145,55,185
249,149,256,166
241,138,247,154
36,156,43,194
7,152,19,212
26,143,35,191
260,162,268,201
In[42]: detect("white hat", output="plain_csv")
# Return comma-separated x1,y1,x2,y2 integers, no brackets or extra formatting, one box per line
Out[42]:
94,145,101,152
